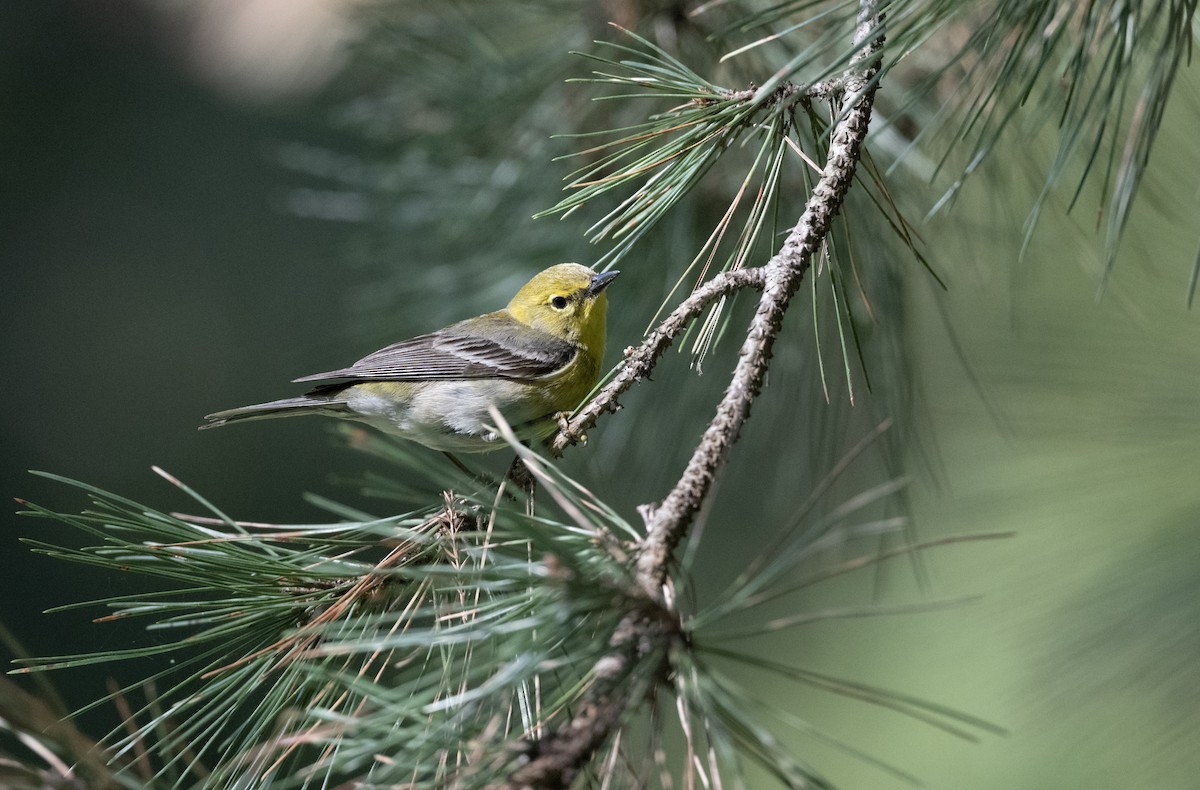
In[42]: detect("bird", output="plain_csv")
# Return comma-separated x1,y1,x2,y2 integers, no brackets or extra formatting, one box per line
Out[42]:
200,264,618,453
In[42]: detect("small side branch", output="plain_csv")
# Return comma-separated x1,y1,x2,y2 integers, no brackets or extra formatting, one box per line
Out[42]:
550,266,766,455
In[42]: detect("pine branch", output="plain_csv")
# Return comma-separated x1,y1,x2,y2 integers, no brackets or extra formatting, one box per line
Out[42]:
502,604,676,789
509,2,885,785
638,0,883,593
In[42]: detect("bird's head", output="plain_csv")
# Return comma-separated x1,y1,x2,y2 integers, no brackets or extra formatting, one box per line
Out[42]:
507,263,619,349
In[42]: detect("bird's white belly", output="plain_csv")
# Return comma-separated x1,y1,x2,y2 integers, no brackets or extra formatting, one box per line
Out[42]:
344,381,553,453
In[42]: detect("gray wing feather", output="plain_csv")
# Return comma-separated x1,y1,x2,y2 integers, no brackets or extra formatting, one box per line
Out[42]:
293,313,575,384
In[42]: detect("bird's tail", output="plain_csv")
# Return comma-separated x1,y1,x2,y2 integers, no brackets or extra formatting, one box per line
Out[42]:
200,395,351,430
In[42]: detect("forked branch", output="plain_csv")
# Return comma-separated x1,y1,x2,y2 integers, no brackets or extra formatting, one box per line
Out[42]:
638,5,884,594
512,2,885,786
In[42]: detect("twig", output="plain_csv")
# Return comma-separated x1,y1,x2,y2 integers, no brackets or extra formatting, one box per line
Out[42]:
550,266,765,455
719,79,843,106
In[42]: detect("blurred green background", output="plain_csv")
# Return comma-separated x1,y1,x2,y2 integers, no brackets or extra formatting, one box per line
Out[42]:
3,2,1199,788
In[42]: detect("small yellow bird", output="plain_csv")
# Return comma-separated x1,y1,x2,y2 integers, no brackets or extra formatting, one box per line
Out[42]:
202,264,618,452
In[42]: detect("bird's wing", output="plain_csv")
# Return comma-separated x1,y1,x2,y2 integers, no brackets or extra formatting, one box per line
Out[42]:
293,312,576,383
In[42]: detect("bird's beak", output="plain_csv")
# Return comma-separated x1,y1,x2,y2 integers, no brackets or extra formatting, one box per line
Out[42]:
588,270,620,296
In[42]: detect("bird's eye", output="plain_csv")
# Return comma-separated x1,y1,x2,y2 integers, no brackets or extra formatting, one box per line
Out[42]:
550,296,569,310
